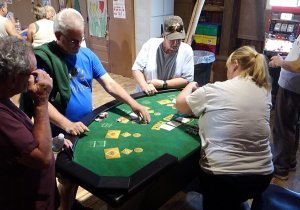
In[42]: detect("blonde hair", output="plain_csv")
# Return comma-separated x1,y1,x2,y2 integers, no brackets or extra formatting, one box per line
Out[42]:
226,46,271,90
45,5,56,20
33,4,46,20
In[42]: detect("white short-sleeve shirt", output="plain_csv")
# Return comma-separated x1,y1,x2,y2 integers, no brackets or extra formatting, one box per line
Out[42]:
186,76,274,175
132,38,194,92
278,35,300,93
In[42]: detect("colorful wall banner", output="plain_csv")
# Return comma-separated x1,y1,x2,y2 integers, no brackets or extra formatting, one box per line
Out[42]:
66,0,73,8
87,0,107,37
74,0,80,12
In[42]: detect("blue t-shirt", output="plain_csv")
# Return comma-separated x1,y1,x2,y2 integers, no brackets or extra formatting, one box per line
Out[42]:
64,48,106,121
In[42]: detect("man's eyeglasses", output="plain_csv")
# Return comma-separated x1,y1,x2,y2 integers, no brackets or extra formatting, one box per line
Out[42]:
61,33,85,46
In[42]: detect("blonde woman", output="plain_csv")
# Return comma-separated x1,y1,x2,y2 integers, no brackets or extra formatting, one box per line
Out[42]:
176,46,274,210
45,5,56,20
27,5,56,47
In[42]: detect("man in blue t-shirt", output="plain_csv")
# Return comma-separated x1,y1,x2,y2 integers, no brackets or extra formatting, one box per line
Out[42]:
25,8,150,210
30,8,150,137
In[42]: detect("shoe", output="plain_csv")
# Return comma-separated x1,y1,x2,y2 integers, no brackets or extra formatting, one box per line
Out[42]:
273,173,289,180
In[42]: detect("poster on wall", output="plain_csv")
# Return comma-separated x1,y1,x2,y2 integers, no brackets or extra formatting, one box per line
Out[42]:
73,0,81,12
87,0,107,37
66,0,73,8
113,0,126,19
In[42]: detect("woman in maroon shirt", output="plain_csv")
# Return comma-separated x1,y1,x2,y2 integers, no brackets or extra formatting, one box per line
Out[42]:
0,36,58,210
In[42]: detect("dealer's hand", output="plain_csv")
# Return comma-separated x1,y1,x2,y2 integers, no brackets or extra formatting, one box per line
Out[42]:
142,83,158,95
130,102,151,123
65,121,89,136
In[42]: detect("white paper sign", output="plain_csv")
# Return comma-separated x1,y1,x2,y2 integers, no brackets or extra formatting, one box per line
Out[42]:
113,0,126,19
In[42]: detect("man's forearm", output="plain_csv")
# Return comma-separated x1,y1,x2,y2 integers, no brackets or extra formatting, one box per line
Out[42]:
132,70,148,90
166,77,189,88
281,59,300,73
107,82,138,107
32,104,52,164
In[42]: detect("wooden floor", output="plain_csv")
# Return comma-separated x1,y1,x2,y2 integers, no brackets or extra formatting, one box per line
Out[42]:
71,73,300,210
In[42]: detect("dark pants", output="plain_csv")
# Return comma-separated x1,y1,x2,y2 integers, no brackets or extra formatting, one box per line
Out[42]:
273,87,300,175
198,169,273,210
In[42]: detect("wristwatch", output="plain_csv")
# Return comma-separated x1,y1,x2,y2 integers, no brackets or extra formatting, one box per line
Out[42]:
163,80,168,89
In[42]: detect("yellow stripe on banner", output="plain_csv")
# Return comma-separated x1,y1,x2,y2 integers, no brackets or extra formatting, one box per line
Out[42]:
66,0,73,8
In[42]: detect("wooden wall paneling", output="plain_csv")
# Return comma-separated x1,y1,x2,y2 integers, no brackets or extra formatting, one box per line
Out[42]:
88,38,110,70
174,0,196,32
7,0,35,28
237,0,266,42
107,0,136,77
218,0,239,56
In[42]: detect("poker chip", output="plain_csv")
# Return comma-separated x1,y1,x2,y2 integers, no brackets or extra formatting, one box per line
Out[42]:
134,148,143,153
132,133,141,138
99,112,108,119
121,148,133,155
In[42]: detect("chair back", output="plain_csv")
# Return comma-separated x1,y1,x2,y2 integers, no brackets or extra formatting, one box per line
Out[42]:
251,184,300,210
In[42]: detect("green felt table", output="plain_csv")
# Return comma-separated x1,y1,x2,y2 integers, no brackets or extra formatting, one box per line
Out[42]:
73,90,200,177
56,89,201,209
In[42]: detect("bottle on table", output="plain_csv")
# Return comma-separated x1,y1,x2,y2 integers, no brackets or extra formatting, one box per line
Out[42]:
15,19,21,33
52,133,65,158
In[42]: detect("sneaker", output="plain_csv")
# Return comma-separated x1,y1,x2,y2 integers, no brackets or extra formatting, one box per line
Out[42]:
273,173,289,180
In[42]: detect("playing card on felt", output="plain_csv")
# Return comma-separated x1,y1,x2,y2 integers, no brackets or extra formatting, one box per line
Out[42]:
117,116,130,124
166,120,181,127
175,117,191,123
157,99,172,105
151,121,165,130
121,148,133,155
105,130,121,139
163,114,174,121
121,132,131,137
160,123,175,131
104,148,121,159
